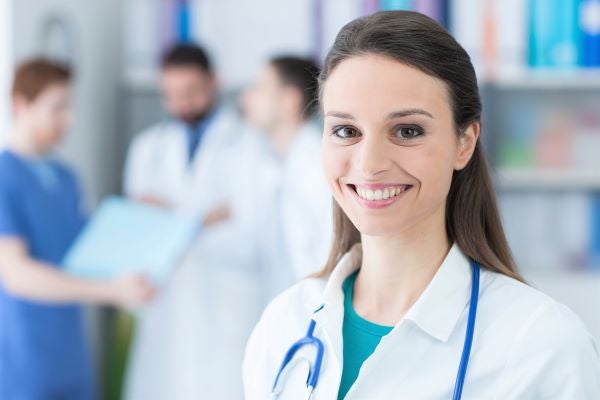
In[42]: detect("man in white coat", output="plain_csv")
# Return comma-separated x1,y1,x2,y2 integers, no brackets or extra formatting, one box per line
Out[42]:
124,44,237,219
123,44,252,400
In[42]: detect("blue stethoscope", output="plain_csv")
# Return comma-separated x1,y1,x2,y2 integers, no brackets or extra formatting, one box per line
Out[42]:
272,260,481,400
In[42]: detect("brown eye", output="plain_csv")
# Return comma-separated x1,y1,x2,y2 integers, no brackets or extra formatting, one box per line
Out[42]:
332,126,360,139
394,125,424,139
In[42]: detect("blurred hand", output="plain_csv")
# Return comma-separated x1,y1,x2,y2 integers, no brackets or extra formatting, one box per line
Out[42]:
108,274,156,310
134,195,172,209
202,203,231,227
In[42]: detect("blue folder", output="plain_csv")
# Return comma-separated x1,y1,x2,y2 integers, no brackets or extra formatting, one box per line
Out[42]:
63,197,199,283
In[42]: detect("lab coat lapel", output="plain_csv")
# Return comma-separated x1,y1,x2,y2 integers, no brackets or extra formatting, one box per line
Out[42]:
161,124,189,204
403,243,473,342
184,109,238,212
188,109,229,184
310,245,362,385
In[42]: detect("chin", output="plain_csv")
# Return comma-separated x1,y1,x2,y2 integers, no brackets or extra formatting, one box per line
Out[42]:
347,215,409,237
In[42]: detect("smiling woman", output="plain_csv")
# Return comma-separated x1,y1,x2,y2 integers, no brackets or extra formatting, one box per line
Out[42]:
243,10,600,400
317,27,517,281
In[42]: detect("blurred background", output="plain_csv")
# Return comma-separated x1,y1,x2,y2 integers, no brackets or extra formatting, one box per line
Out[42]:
0,0,599,399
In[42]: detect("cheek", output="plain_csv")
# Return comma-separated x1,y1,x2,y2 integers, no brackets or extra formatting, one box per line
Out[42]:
321,141,349,195
409,139,457,204
32,109,54,130
264,90,281,115
192,92,210,108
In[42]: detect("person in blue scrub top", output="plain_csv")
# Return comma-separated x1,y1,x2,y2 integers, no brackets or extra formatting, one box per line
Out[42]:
0,58,156,400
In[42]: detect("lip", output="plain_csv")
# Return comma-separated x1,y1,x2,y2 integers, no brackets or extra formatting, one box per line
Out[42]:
346,183,413,209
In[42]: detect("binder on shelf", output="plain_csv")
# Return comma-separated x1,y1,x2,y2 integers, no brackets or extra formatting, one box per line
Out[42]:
379,0,413,11
414,0,445,25
451,0,485,77
580,0,600,67
528,0,580,68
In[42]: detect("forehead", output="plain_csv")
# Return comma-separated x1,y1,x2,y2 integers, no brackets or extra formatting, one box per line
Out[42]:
34,83,71,102
161,65,210,83
321,54,451,118
257,64,281,85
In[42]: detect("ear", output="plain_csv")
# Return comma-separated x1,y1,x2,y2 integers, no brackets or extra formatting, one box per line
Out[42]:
454,121,480,170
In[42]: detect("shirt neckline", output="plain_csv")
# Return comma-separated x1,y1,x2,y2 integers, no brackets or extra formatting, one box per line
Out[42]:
343,271,394,336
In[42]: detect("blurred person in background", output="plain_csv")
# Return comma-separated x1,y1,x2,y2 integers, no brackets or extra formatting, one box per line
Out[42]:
0,58,155,400
123,43,255,400
124,43,237,223
239,55,332,300
125,54,332,400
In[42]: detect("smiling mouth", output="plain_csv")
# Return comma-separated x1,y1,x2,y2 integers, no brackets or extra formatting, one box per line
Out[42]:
348,184,413,201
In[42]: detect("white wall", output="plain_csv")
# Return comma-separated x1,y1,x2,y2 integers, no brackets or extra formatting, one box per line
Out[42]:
194,0,314,88
12,0,125,203
0,0,13,142
123,0,364,90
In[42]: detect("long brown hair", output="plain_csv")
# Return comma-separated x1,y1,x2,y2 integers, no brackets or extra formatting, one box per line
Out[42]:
315,11,522,281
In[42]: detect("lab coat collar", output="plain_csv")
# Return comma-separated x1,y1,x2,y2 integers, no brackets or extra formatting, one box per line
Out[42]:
320,244,363,309
309,244,362,370
313,242,473,344
402,243,473,342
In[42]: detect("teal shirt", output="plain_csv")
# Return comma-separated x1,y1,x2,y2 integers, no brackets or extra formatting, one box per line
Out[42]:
338,272,393,399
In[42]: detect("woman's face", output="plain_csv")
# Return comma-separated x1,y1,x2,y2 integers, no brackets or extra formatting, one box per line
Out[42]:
321,54,478,237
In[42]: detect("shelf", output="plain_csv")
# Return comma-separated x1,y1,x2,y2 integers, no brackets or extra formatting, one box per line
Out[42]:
496,168,600,191
481,69,600,90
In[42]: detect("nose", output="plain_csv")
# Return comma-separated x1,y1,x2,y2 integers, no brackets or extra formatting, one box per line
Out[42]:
355,131,394,178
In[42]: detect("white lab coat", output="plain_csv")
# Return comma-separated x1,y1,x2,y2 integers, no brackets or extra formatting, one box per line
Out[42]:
243,243,600,399
123,117,332,399
123,108,239,215
123,109,264,400
248,123,333,302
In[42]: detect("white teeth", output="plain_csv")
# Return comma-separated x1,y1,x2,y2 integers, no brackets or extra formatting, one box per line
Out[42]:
354,185,411,201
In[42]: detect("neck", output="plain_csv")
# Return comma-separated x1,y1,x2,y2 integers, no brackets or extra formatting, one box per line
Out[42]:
8,123,43,158
353,207,451,326
268,116,304,157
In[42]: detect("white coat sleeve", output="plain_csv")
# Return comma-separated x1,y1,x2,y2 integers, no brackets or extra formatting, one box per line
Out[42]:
123,133,154,198
492,301,600,399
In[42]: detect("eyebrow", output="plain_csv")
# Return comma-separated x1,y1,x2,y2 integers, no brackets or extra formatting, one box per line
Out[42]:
387,109,434,119
325,108,434,120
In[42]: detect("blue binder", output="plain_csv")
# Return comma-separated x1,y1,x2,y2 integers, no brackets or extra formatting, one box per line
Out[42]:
528,0,580,67
580,0,600,67
63,197,199,283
